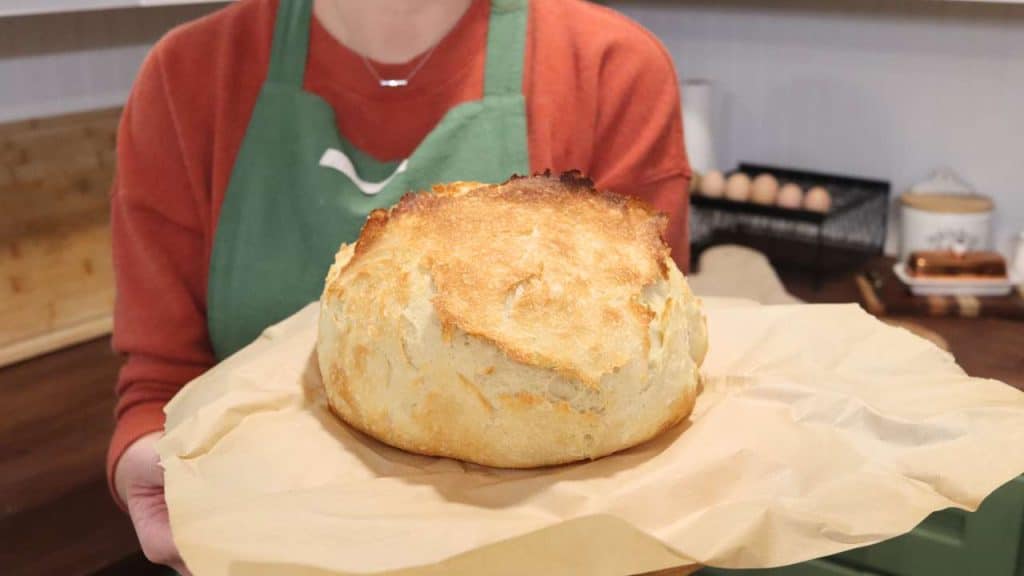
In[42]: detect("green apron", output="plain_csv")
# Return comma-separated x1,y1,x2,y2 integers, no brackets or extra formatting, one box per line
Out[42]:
207,0,530,359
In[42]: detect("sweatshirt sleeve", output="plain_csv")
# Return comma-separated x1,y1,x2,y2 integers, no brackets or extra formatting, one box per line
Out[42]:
585,19,692,272
107,47,215,506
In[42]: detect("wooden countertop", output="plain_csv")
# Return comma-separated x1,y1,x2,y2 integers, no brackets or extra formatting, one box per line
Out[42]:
1,265,1020,576
0,338,142,576
780,266,1024,391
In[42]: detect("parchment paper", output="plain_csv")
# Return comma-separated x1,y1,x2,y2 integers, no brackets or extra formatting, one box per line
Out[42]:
158,299,1024,576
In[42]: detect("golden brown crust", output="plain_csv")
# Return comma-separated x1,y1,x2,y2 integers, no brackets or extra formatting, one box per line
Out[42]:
317,171,706,469
340,172,671,386
351,209,390,261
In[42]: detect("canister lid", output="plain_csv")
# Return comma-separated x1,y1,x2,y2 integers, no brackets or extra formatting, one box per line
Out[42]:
902,167,992,213
900,193,993,213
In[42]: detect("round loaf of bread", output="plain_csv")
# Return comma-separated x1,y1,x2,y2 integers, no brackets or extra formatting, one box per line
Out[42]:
317,172,707,468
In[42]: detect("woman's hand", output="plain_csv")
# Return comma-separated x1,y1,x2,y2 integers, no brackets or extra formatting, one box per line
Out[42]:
114,432,191,575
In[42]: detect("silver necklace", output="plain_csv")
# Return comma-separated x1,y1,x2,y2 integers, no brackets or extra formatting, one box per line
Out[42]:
360,42,441,88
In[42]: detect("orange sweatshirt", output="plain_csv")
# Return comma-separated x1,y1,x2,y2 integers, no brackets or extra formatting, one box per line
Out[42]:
109,0,691,496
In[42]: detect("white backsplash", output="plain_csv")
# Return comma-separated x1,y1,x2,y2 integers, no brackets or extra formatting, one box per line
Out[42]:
612,0,1024,256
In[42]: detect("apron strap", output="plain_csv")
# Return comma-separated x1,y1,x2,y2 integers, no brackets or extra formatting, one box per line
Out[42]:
267,0,313,87
483,0,528,97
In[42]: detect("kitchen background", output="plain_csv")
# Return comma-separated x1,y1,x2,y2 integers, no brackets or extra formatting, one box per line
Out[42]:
2,0,1022,254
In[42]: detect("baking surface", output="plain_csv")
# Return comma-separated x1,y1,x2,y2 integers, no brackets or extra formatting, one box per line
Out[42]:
159,300,1024,575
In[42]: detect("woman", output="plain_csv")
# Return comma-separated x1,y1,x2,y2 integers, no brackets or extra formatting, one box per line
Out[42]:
110,0,691,571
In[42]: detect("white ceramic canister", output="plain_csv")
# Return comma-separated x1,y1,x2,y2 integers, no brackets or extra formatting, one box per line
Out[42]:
899,169,993,260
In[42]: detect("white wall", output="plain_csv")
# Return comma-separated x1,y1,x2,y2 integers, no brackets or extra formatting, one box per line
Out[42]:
0,4,221,122
612,0,1024,255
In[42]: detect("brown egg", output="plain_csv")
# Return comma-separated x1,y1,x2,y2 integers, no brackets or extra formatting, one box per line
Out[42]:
804,186,832,212
776,183,804,209
751,173,779,205
725,172,752,202
699,170,725,198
